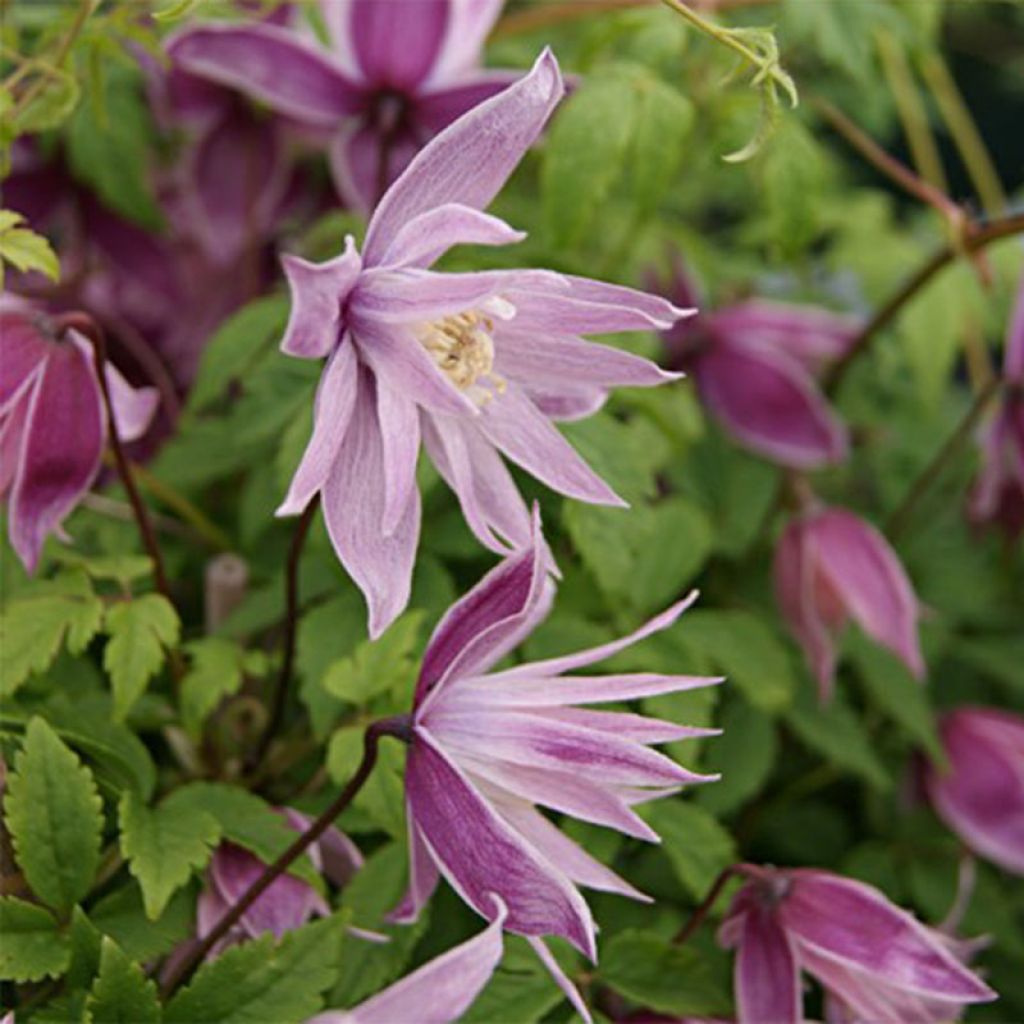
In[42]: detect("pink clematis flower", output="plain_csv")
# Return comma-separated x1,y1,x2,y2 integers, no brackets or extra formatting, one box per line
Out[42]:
969,276,1024,539
654,256,854,469
924,707,1024,876
167,0,521,211
273,50,687,636
196,809,365,952
774,504,924,698
718,866,996,1024
0,298,158,572
390,509,720,1021
308,894,507,1024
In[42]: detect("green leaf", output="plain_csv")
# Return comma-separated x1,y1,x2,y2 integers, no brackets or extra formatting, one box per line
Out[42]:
598,931,730,1017
697,699,778,815
179,637,249,739
85,937,162,1024
352,737,407,839
461,937,565,1023
642,801,737,900
90,884,194,963
0,210,60,283
12,67,81,132
104,595,181,720
675,609,796,712
0,897,70,982
67,906,104,990
165,917,342,1024
118,789,221,920
322,611,423,706
0,572,105,696
5,717,103,914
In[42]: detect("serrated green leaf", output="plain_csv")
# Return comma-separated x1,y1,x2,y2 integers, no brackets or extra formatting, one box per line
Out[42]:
322,611,423,706
0,219,60,282
0,897,70,982
165,917,342,1024
104,595,180,719
5,717,103,913
119,789,221,920
85,937,161,1024
642,801,737,900
68,906,104,990
90,884,194,963
179,637,248,739
352,737,406,839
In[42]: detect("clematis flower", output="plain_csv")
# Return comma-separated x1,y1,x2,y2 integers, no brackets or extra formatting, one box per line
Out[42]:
0,298,159,572
167,0,521,211
774,503,924,698
196,809,365,952
653,255,854,469
718,866,996,1024
272,50,687,636
308,895,507,1024
924,707,1024,876
390,509,720,1022
969,276,1024,539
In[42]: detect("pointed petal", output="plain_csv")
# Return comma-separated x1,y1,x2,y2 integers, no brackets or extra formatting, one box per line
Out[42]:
530,706,719,745
528,936,594,1024
316,898,506,1024
454,671,719,707
277,338,358,516
282,810,365,888
280,238,362,359
90,341,159,442
166,23,363,125
0,384,31,499
780,871,996,1002
10,345,104,571
379,204,525,270
0,308,48,409
735,904,802,1024
407,728,596,958
415,71,523,132
389,811,441,925
478,383,624,506
350,0,448,91
364,49,564,264
559,274,693,329
429,0,506,81
321,373,421,638
507,286,690,334
376,379,421,536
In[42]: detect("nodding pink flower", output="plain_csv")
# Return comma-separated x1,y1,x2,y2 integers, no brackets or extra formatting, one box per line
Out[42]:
653,257,854,469
924,707,1024,876
969,276,1024,539
718,866,996,1024
272,51,687,637
0,298,158,572
308,894,507,1024
167,0,522,211
774,504,924,699
391,508,720,1022
197,809,365,953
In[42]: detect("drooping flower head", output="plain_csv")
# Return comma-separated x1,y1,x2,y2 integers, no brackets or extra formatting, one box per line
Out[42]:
969,275,1024,538
168,0,520,210
272,50,688,636
718,866,996,1024
774,503,924,698
652,254,853,469
0,297,159,571
924,707,1024,876
390,509,720,1021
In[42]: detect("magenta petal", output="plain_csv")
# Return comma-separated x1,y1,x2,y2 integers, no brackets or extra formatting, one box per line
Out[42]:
280,239,362,359
0,307,48,408
313,897,506,1024
10,344,104,571
389,812,441,925
328,120,420,214
407,729,596,958
351,0,447,91
364,49,564,264
735,904,801,1024
695,341,848,469
780,871,996,1003
166,24,363,125
321,372,421,638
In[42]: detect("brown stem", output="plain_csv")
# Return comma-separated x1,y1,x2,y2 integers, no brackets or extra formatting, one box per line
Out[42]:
885,375,1003,540
245,497,319,773
60,313,174,607
825,211,1024,395
160,716,411,998
673,863,763,945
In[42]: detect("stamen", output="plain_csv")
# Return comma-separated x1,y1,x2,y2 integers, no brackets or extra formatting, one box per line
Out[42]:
418,308,507,405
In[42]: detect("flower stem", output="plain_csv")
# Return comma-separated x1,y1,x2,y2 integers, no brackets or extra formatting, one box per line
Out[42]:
246,497,320,773
159,716,410,999
673,863,763,945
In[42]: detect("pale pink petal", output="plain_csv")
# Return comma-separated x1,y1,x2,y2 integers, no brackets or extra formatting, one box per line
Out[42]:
364,49,564,264
318,0,360,77
88,340,159,443
735,904,802,1024
0,385,32,499
527,936,594,1024
376,378,421,536
282,810,365,888
558,274,693,329
328,120,420,214
415,71,523,133
429,0,507,81
350,0,448,91
532,706,719,745
507,287,689,335
522,383,607,422
389,811,441,925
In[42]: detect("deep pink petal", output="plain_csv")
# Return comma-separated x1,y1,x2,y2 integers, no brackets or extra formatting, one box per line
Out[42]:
350,0,448,91
407,728,596,958
328,120,420,214
166,24,364,125
364,49,564,265
389,811,441,925
735,904,801,1024
0,308,48,409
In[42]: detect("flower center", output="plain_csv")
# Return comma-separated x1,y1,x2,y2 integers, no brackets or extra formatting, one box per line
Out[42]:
418,310,507,405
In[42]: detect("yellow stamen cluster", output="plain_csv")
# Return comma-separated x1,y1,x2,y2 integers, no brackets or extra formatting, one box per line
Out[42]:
419,311,507,404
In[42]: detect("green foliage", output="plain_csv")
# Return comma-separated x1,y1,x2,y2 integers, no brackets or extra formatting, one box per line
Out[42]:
0,209,60,284
322,611,424,705
0,898,71,982
644,801,738,899
84,938,162,1024
180,637,267,739
5,717,104,915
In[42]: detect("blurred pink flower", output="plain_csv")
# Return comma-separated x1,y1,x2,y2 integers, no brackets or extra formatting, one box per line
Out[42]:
925,707,1024,876
718,866,996,1024
168,0,520,210
0,297,158,571
391,509,719,1022
774,504,924,698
